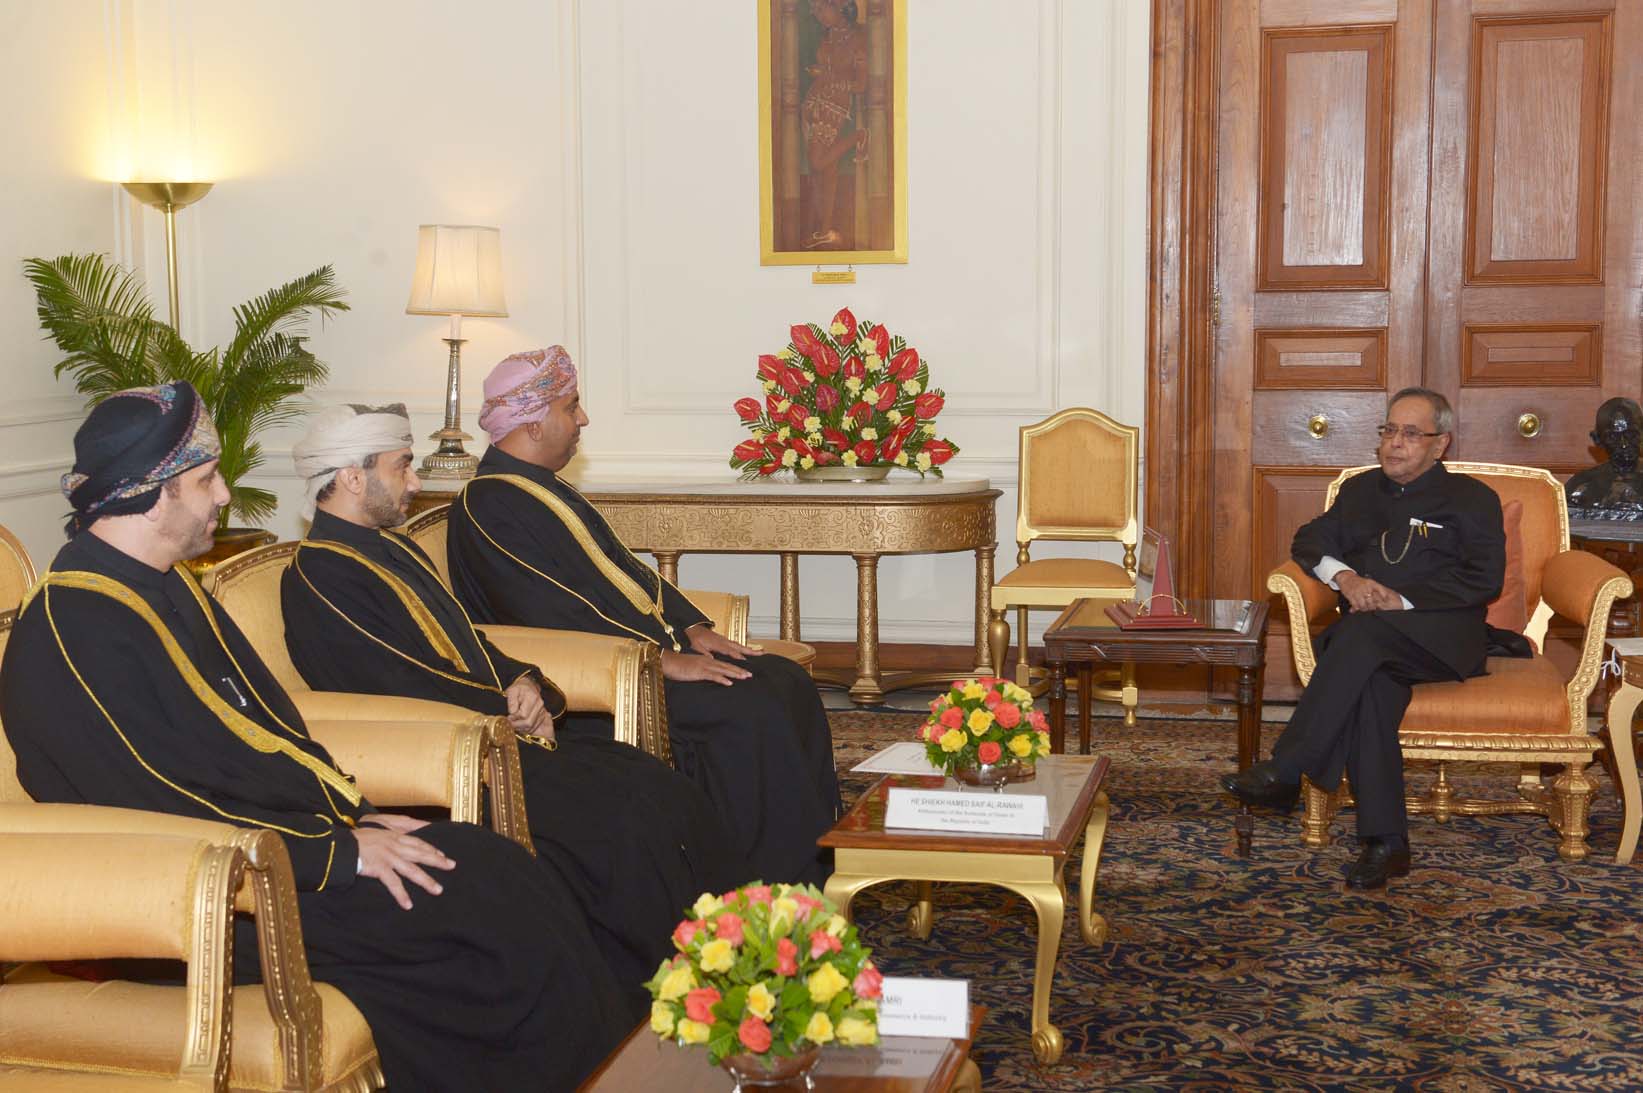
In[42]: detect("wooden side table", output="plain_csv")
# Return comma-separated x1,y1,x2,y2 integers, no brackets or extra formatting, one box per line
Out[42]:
818,755,1111,1066
1603,640,1643,864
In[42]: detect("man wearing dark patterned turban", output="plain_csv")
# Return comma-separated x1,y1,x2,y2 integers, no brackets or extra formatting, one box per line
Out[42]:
0,382,630,1091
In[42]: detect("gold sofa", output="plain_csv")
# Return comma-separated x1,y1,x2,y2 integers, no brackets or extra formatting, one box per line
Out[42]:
1266,462,1631,860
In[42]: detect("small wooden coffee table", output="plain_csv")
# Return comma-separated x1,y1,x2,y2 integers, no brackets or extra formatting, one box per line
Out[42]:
578,1006,986,1091
818,755,1111,1066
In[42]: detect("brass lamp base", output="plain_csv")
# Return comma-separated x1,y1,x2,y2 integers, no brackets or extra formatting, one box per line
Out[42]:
420,426,478,479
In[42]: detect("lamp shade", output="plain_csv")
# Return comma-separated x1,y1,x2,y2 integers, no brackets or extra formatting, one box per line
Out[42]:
405,225,508,317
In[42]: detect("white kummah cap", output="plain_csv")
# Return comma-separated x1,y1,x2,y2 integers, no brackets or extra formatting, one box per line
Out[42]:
292,403,415,521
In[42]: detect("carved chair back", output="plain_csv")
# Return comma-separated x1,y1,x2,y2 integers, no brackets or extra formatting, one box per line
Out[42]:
1016,407,1139,554
204,541,306,693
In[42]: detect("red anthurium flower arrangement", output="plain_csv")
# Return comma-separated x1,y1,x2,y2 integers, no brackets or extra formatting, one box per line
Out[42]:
730,309,960,479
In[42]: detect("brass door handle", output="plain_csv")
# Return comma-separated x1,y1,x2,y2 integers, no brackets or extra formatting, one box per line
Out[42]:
1307,414,1329,439
1517,412,1542,439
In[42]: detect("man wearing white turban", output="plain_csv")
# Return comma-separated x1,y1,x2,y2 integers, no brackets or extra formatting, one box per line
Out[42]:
282,402,745,998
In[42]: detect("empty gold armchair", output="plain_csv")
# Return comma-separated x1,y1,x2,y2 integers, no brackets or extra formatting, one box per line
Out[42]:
0,804,383,1091
1267,462,1631,861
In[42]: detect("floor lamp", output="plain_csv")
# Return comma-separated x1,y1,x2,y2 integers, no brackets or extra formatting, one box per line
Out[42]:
405,225,508,479
121,181,214,330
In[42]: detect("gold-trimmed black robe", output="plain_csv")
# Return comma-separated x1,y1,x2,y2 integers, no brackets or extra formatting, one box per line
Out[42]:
0,531,630,1092
282,508,744,989
447,446,841,885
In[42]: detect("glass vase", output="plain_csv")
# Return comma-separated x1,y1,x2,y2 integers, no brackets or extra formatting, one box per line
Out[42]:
720,1044,822,1089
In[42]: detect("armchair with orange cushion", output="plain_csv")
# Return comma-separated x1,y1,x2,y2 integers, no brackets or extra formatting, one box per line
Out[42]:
1266,462,1632,860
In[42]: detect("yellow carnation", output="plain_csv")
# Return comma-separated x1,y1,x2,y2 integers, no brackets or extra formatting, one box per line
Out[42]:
805,1011,836,1044
825,913,848,937
800,456,816,470
865,354,883,372
650,1000,677,1036
916,452,933,471
658,963,696,1001
778,347,799,360
939,727,967,753
967,708,995,735
837,1014,878,1046
699,938,735,973
923,423,938,436
1036,736,1052,757
776,398,792,413
802,369,814,381
845,376,863,395
831,320,847,336
962,681,986,700
777,426,791,440
902,379,921,395
842,451,859,467
894,451,909,466
807,963,850,1005
746,982,776,1021
762,379,777,393
887,409,902,424
1002,682,1030,702
782,448,798,467
677,1018,712,1044
860,427,878,440
1008,733,1034,758
804,416,821,432
771,896,799,931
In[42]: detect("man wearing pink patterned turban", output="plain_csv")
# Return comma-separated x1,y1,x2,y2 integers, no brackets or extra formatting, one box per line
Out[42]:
449,348,842,886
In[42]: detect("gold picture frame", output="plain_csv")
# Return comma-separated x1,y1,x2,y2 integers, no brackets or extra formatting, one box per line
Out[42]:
758,0,908,265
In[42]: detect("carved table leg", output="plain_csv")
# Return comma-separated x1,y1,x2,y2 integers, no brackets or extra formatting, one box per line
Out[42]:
1234,665,1260,859
905,880,934,939
1078,665,1092,755
974,543,996,676
1079,790,1110,945
653,551,681,586
779,552,801,641
1001,879,1066,1065
1607,681,1643,864
1048,658,1067,754
849,553,884,705
1120,661,1139,728
988,609,1010,680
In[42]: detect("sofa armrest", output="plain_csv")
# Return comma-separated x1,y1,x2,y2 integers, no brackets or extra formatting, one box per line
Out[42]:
478,625,672,765
1542,549,1633,732
305,716,489,826
679,589,750,646
1266,561,1339,686
289,689,479,725
0,808,325,1088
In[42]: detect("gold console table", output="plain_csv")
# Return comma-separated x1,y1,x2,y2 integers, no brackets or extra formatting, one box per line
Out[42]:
575,476,1002,705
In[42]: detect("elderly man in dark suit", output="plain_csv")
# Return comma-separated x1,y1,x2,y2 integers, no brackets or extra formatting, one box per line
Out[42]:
1221,386,1524,889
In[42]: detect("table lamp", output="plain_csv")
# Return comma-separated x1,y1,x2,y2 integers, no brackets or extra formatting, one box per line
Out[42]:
405,224,508,478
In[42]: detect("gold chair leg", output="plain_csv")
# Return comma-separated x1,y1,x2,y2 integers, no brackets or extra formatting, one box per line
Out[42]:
1120,662,1138,728
905,880,934,939
1552,764,1594,862
1301,778,1333,848
987,609,1010,680
1015,605,1032,688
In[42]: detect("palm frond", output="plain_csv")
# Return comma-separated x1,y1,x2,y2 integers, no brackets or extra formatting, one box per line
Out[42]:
24,254,165,401
228,485,280,525
221,266,349,372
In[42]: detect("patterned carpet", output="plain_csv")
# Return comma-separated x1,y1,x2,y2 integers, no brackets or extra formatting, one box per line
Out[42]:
826,709,1643,1092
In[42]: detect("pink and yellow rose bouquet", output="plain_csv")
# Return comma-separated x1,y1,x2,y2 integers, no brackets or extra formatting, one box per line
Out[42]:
922,677,1052,777
646,881,882,1072
729,308,960,479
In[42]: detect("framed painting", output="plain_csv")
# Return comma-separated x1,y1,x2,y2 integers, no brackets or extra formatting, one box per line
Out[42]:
758,0,907,264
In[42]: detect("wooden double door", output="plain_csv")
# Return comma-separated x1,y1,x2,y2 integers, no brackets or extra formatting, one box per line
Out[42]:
1149,0,1643,696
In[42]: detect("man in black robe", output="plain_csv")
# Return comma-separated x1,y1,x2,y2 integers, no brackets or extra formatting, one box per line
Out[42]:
281,401,743,993
0,383,630,1092
446,347,842,885
1221,386,1524,889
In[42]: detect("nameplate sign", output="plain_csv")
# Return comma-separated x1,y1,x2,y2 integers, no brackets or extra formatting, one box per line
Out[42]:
876,977,970,1038
884,788,1048,836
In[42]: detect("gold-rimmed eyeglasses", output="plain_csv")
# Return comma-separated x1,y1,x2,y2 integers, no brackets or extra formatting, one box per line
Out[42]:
1376,424,1444,442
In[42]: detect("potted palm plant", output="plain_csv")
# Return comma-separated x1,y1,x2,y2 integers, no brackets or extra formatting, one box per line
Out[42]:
25,253,348,561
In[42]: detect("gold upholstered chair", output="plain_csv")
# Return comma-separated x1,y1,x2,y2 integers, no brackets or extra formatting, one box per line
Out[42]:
1266,462,1632,861
0,522,37,616
988,408,1141,713
0,611,392,1090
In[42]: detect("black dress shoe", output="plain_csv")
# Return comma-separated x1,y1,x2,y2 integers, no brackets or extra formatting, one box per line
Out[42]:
1218,761,1301,813
1344,838,1411,890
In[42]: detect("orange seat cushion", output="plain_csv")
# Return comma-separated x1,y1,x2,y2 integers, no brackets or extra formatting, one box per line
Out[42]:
996,557,1132,590
1400,655,1568,735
